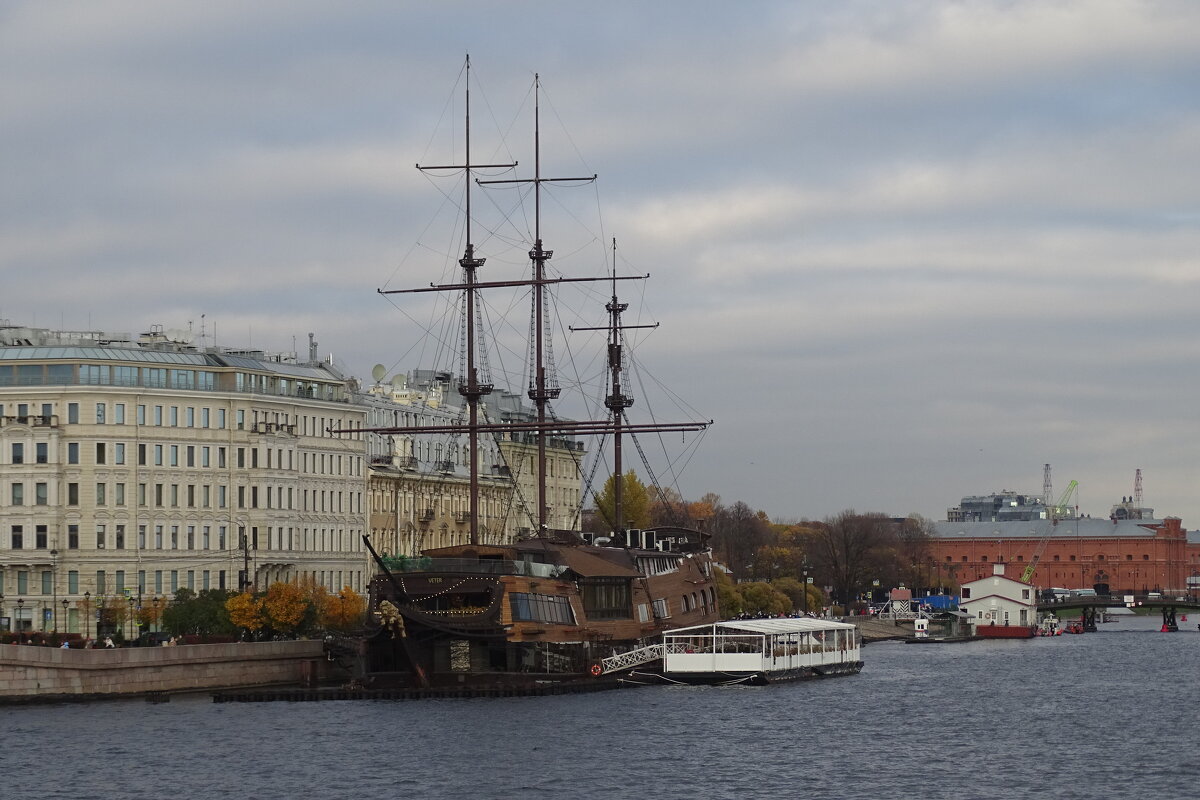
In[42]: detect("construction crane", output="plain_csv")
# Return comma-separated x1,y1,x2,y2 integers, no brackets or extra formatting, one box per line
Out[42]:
1022,479,1078,584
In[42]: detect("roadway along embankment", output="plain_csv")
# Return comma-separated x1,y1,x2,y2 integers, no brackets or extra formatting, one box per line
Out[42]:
844,617,912,643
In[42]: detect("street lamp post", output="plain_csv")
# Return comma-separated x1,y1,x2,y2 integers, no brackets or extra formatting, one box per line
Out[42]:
16,598,24,634
50,549,58,632
62,599,69,635
802,562,810,616
127,596,135,643
84,591,91,639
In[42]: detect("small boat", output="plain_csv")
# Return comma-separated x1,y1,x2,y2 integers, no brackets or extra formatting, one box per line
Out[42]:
613,618,863,686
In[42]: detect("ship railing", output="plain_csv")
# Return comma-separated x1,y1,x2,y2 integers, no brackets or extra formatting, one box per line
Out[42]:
600,643,666,674
379,556,565,578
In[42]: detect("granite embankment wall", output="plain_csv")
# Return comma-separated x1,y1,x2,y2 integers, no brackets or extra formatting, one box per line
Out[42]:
0,640,333,701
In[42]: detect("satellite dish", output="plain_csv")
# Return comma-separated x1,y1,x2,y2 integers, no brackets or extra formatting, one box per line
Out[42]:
371,364,386,382
391,374,405,388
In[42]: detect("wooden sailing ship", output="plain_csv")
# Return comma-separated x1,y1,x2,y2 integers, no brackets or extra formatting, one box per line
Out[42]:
340,60,718,689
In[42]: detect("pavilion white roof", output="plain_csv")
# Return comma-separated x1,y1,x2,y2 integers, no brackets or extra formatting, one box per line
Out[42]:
664,618,857,637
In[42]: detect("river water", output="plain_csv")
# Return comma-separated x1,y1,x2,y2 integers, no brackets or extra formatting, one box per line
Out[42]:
4,613,1196,799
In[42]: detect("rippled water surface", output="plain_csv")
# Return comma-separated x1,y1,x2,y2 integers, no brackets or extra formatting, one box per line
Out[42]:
5,614,1197,799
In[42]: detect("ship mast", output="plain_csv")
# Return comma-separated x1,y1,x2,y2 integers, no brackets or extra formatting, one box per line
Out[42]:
480,75,594,534
384,56,514,545
361,67,711,544
573,238,657,533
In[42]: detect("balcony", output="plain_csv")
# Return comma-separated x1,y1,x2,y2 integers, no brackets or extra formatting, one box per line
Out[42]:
418,508,435,522
0,415,58,429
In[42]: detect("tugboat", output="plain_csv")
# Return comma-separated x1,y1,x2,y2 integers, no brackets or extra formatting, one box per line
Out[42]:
333,60,717,690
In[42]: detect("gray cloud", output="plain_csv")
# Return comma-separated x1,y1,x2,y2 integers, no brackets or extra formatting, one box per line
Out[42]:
3,1,1199,525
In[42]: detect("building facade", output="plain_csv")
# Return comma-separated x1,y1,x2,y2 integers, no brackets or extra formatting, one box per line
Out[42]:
931,491,1196,595
0,323,369,634
960,563,1038,631
362,370,585,557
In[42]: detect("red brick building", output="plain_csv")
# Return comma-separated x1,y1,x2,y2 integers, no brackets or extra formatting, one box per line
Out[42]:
929,516,1198,595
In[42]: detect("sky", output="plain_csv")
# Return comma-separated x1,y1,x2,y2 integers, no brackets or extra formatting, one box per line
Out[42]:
3,0,1200,525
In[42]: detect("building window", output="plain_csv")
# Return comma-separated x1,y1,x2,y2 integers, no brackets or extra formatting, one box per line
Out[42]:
68,442,79,464
11,443,23,464
97,525,106,549
35,482,48,505
96,570,107,594
115,525,125,549
114,443,125,465
509,593,575,624
95,403,106,424
96,483,106,506
68,525,79,549
35,443,47,464
961,587,972,599
68,403,79,424
95,442,106,464
11,483,23,506
68,570,79,593
579,578,632,620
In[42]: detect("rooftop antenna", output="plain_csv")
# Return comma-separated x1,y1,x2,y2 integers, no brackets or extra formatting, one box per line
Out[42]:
1134,468,1143,508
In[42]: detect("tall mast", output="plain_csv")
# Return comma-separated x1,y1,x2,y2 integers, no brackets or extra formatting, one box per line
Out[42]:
481,74,594,534
388,56,515,545
362,67,711,544
573,239,657,533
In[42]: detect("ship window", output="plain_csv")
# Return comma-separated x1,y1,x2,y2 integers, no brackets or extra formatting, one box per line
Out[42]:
509,593,574,625
579,578,632,620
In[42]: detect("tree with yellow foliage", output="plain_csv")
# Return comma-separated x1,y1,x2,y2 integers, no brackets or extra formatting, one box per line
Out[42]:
321,586,366,631
263,581,308,635
225,591,265,632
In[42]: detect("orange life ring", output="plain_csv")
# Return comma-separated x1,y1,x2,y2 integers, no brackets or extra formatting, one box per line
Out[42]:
590,663,603,677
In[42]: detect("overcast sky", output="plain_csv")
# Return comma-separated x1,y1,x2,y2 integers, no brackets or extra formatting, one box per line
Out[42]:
3,1,1200,525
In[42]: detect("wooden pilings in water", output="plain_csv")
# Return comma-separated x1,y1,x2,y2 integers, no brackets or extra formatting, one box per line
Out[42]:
212,680,624,703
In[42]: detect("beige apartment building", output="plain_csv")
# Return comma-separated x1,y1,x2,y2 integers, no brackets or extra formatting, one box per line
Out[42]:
0,324,369,634
363,371,586,555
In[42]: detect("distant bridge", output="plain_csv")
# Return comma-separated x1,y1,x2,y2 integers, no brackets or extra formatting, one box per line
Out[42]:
1037,597,1198,632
